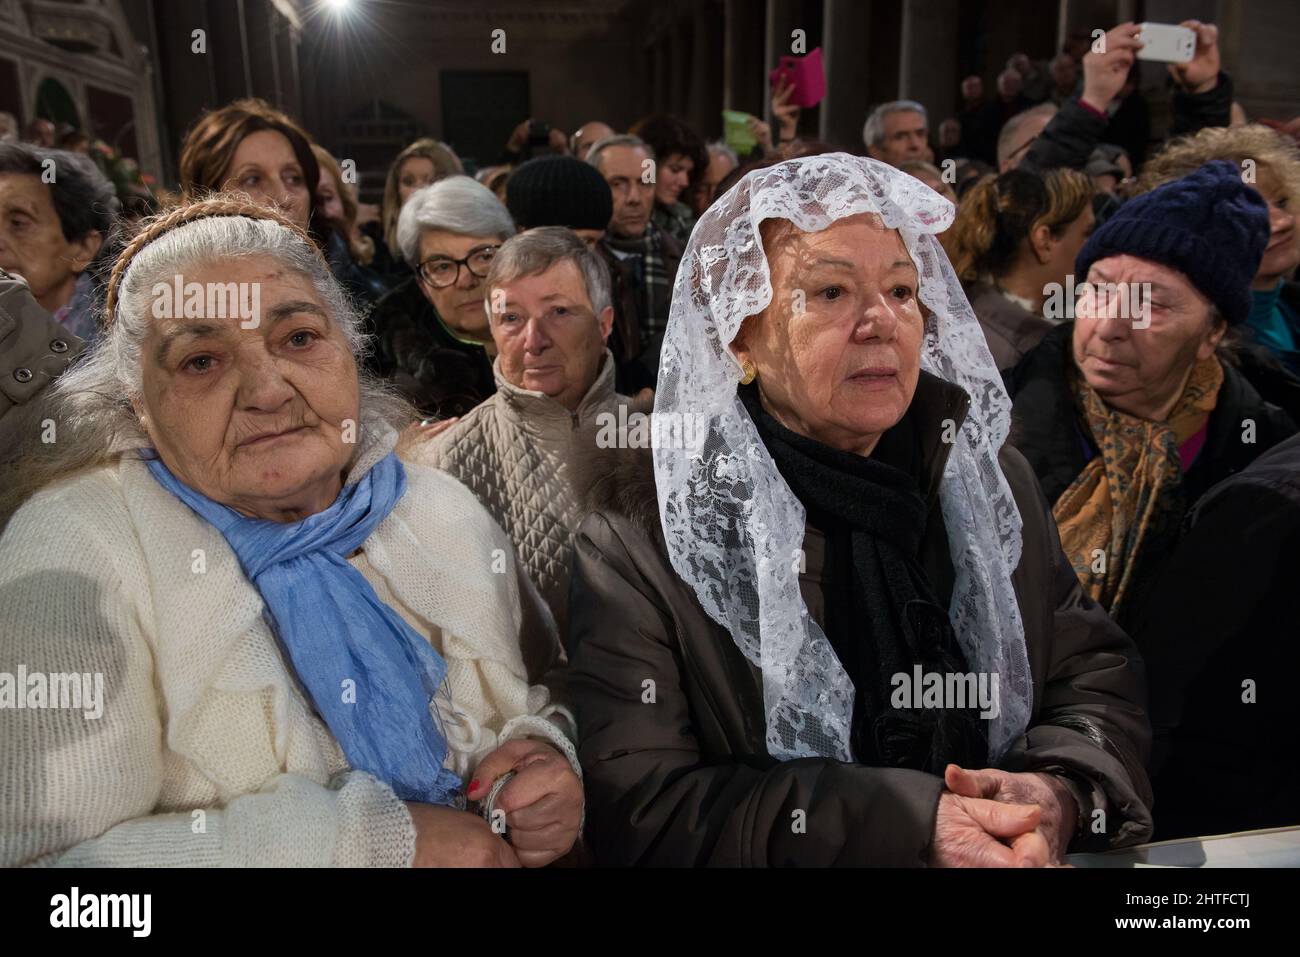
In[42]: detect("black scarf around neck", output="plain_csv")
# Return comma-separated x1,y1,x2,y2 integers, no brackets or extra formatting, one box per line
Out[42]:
740,384,988,773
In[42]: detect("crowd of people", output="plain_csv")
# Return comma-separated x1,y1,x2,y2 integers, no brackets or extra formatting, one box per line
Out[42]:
0,18,1296,867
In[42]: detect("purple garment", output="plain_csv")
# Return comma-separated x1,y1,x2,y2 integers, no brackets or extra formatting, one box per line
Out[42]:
52,272,97,345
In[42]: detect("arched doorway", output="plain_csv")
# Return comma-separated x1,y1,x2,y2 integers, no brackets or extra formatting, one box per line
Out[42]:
35,76,81,130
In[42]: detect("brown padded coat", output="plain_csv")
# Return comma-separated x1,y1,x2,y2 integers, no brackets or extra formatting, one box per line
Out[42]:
565,373,1154,866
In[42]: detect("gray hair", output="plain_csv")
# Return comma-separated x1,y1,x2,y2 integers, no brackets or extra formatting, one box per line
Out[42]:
0,213,413,521
586,134,655,174
485,226,612,318
997,102,1058,168
707,141,739,166
0,142,119,243
396,175,516,269
862,100,928,148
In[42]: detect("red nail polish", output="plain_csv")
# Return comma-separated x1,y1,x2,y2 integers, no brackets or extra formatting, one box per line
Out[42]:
469,779,480,794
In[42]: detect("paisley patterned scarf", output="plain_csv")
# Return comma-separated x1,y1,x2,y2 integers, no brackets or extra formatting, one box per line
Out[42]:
1054,356,1223,619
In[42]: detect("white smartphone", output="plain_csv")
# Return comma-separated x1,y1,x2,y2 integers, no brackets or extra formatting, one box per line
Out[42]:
1135,22,1196,63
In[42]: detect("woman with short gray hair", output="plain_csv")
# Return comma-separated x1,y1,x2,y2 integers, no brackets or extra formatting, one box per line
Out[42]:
368,176,517,419
0,142,119,342
0,196,582,867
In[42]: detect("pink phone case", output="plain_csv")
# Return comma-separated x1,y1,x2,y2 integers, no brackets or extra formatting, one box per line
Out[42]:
769,46,826,109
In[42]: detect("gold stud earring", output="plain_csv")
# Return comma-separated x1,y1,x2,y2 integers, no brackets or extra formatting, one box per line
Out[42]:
739,359,757,385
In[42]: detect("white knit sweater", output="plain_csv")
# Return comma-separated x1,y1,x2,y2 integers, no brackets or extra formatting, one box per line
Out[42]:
0,427,576,867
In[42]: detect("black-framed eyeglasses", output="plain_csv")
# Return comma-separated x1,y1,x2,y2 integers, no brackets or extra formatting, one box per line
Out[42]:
417,244,499,288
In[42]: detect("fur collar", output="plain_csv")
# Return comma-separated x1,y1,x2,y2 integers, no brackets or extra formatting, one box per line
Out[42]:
579,432,661,540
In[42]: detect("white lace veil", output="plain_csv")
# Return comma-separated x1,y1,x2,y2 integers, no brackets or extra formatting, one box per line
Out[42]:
653,152,1031,764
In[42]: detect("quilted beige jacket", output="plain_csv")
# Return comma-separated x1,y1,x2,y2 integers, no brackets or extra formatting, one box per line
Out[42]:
416,352,630,636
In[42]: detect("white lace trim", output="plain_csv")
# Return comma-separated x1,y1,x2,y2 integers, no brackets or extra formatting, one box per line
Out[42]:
653,153,1032,764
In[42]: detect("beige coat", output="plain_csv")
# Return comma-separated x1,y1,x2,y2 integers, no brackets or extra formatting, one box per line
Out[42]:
415,352,633,637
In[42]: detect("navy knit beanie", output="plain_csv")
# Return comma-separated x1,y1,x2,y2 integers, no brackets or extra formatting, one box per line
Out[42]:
1075,159,1270,326
506,155,613,233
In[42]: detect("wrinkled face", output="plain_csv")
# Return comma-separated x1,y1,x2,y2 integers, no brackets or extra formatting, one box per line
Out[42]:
1253,168,1299,285
734,213,925,456
224,130,311,231
415,229,499,340
316,167,345,227
0,172,101,312
599,144,656,238
1073,254,1223,421
656,152,695,207
137,259,360,521
490,259,613,410
870,111,929,167
398,156,436,206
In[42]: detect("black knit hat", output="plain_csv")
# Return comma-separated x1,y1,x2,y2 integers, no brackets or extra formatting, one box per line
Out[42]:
505,155,613,232
1075,160,1270,326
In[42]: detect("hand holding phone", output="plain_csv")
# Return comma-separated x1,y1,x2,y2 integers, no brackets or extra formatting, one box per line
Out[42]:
1163,20,1221,94
1135,22,1196,63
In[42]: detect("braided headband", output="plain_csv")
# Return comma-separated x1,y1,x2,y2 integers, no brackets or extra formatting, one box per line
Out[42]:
103,194,328,328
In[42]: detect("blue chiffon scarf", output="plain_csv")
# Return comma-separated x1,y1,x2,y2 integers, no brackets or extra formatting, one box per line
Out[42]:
146,451,463,806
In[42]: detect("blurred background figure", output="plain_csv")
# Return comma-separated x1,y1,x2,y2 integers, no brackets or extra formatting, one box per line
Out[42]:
1049,53,1079,107
570,121,614,161
475,164,513,203
22,118,55,148
695,141,738,216
312,144,388,306
374,138,465,284
898,159,957,206
629,114,708,245
943,167,1094,368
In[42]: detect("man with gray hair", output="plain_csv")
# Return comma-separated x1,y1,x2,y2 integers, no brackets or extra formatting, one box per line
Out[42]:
586,133,683,392
862,100,931,167
413,226,636,635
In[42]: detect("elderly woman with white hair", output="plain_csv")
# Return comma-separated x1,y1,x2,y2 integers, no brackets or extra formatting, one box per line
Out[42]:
568,153,1153,867
0,197,582,867
367,175,516,420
